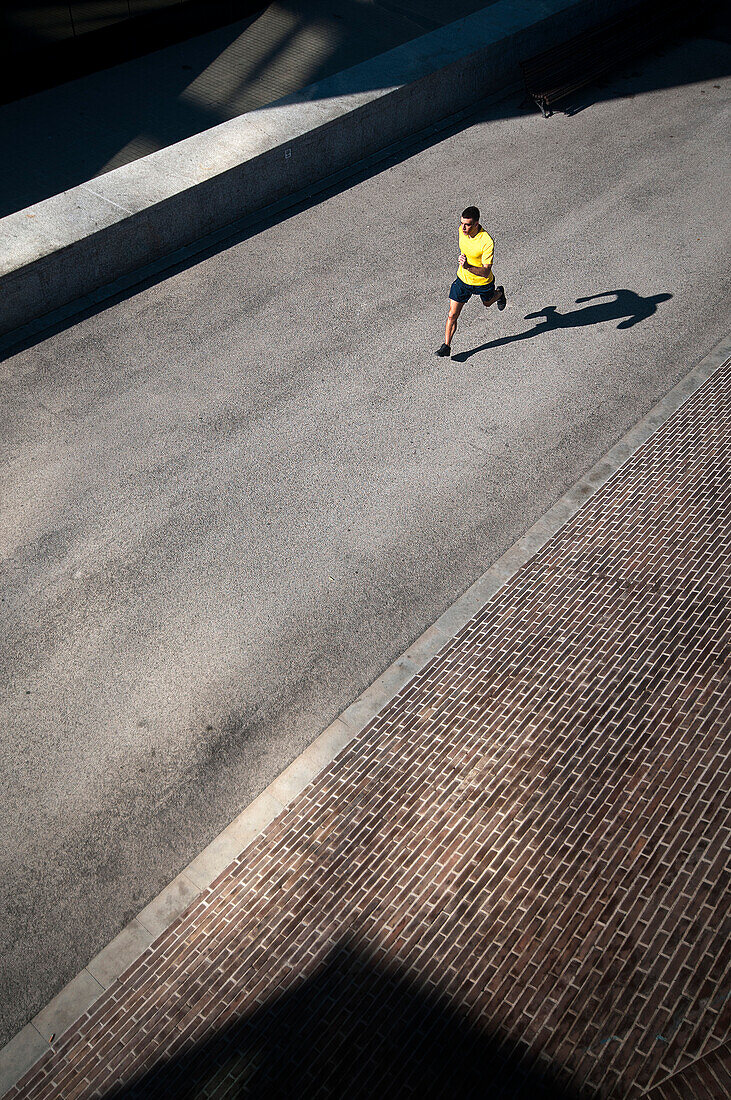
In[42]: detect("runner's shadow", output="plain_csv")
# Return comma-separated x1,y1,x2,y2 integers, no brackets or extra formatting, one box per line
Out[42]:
451,289,672,362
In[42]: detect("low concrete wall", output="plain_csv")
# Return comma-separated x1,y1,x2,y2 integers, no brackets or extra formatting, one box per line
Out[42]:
0,0,636,337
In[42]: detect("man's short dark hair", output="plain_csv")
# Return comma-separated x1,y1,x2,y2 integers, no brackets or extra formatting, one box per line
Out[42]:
462,206,480,222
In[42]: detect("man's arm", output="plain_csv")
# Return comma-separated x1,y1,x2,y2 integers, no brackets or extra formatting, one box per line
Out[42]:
459,255,493,278
575,292,613,303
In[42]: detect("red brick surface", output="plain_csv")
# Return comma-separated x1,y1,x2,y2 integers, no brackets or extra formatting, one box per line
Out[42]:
7,359,731,1098
646,1041,730,1099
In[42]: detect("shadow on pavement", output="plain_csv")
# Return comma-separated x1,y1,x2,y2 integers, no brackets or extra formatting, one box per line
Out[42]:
451,290,673,361
103,940,586,1099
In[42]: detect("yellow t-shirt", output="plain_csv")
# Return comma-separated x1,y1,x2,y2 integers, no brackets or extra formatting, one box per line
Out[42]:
458,226,494,286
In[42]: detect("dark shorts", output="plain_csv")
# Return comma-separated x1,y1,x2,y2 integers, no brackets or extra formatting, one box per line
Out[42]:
449,276,495,304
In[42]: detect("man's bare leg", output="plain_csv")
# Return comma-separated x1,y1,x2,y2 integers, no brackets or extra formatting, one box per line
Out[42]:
444,300,463,346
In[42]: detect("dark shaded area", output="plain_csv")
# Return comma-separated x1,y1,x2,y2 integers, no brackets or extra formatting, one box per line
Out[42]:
452,291,674,361
104,941,587,1099
0,1,265,103
520,0,691,116
0,0,492,217
0,0,727,220
0,12,724,360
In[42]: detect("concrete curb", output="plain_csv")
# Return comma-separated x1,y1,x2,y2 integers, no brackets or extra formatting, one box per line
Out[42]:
0,0,641,338
2,330,728,1097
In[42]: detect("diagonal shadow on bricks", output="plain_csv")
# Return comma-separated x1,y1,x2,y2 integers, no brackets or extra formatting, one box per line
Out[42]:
102,940,586,1100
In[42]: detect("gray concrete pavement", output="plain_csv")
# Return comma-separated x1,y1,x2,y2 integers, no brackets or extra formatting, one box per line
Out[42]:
0,31,730,1048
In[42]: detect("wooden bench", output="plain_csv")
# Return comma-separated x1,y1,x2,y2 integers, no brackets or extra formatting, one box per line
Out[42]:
520,0,689,117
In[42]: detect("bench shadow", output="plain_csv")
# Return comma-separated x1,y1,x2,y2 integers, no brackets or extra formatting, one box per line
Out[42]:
102,940,586,1099
451,289,672,362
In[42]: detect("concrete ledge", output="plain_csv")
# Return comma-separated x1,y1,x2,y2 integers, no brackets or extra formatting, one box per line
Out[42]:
0,0,638,337
0,1026,48,1098
135,871,201,940
32,970,104,1043
1,330,729,1096
85,919,155,990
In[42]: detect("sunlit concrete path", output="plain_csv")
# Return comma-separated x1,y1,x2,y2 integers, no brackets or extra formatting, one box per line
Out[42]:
6,323,730,1099
0,25,729,1054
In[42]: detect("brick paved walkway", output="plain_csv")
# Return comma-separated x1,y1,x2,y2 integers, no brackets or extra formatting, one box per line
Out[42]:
7,358,731,1098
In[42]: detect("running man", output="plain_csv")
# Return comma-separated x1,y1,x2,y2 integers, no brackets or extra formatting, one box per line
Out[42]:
436,206,506,357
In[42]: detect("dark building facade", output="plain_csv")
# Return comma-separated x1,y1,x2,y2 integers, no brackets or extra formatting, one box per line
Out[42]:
1,1,263,102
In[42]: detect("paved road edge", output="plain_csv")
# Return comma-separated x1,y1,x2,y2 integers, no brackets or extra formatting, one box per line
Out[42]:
2,330,730,1096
